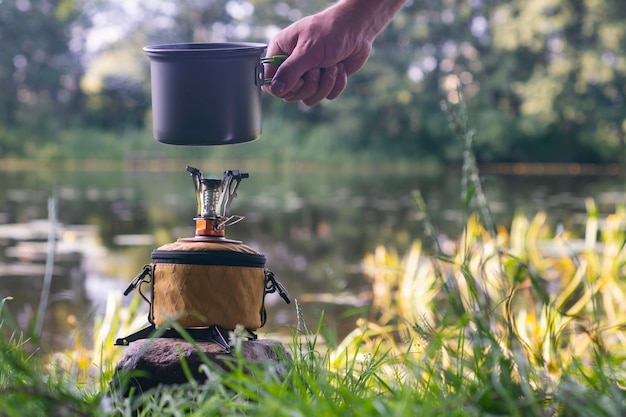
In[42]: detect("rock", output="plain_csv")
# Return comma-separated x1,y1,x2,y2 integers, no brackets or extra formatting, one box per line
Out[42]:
109,338,291,397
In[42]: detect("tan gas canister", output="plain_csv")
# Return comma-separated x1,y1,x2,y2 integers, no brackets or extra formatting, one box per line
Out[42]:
149,240,268,330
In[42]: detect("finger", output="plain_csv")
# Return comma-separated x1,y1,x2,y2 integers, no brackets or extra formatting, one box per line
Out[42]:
303,66,339,106
326,63,347,100
261,66,278,95
269,47,319,98
282,68,321,102
265,36,292,62
281,78,305,101
261,45,288,95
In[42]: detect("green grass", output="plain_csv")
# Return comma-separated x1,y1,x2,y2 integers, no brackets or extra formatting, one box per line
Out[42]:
1,288,622,417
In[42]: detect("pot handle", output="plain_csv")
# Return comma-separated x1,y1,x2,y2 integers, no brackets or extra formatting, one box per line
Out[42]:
257,54,289,86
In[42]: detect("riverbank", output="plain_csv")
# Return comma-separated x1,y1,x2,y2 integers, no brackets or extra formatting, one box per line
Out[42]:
0,157,624,177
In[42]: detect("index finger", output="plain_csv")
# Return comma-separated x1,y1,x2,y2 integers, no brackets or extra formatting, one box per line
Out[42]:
267,47,320,97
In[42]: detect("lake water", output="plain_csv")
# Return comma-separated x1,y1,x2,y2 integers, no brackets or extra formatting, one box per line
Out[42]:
0,163,623,348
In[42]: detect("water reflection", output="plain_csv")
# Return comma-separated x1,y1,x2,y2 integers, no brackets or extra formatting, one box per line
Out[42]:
0,166,624,349
0,220,92,349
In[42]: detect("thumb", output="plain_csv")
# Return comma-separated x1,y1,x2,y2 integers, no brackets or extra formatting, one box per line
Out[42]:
268,48,313,97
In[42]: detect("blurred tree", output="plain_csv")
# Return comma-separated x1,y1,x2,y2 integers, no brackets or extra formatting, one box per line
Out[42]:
0,0,89,138
487,0,626,161
84,74,148,130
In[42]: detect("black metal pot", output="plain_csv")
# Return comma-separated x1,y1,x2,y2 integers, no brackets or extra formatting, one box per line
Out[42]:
144,42,278,146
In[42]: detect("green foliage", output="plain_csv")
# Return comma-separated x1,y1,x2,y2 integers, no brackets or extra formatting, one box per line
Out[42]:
0,298,100,417
0,0,87,133
83,75,149,130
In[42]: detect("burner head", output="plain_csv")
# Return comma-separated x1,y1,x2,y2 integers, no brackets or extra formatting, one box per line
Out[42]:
186,166,248,238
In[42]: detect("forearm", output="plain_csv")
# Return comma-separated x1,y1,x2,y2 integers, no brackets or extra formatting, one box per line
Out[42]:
329,0,407,42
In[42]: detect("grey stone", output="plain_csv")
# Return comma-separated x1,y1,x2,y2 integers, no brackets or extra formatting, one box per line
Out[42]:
109,338,291,396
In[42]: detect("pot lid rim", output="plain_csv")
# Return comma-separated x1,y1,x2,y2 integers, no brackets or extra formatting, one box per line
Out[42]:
143,42,267,54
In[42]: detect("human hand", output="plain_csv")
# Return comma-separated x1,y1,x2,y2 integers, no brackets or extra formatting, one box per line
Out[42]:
262,3,374,106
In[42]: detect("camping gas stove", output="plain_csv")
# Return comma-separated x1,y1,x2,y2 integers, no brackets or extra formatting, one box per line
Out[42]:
115,166,289,350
